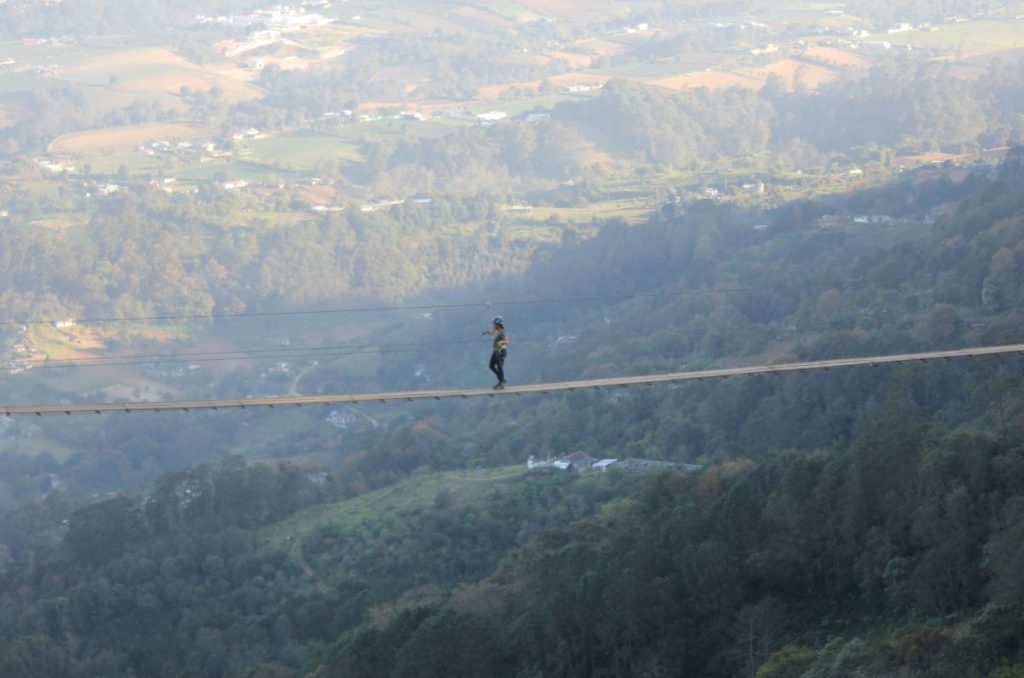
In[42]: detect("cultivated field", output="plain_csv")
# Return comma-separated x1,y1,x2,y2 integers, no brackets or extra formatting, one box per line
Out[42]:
451,5,519,30
48,122,205,154
548,50,594,69
649,70,763,91
804,45,870,68
740,59,839,91
517,0,652,22
61,47,263,102
484,0,544,22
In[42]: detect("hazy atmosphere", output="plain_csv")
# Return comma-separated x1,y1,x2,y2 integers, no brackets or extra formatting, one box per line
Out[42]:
3,0,1024,675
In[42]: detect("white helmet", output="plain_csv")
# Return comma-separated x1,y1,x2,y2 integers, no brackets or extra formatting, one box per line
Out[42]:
492,316,504,326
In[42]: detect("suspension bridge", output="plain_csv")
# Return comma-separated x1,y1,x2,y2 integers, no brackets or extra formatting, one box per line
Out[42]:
4,343,1022,417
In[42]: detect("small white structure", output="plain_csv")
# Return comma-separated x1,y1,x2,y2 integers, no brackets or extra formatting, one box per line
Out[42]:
476,111,508,123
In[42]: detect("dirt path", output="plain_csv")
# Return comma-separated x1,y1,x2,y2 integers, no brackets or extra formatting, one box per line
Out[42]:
290,537,330,594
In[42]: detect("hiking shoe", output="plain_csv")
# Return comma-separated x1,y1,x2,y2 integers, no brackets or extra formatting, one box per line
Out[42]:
493,382,505,390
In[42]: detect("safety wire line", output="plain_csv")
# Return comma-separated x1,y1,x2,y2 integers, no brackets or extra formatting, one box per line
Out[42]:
0,282,824,327
13,335,563,370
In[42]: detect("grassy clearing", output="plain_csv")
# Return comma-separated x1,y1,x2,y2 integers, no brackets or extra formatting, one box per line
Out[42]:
229,210,319,230
260,465,529,549
0,40,116,68
511,201,653,224
58,46,263,103
880,20,1024,52
0,435,76,463
486,0,542,22
176,160,300,184
27,364,115,394
451,5,518,31
78,150,174,175
246,131,363,170
31,214,90,230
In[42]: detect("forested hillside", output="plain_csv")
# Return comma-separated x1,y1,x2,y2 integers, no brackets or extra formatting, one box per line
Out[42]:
2,149,1024,676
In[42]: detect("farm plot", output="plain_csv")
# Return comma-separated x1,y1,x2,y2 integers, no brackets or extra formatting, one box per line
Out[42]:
516,0,644,22
48,122,206,154
738,59,839,91
61,47,263,102
450,5,519,30
804,45,870,68
484,0,543,22
879,20,1024,53
649,70,763,91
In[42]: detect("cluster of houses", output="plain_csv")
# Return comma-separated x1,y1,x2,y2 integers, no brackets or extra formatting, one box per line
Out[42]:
528,452,702,475
818,213,897,228
198,4,334,30
326,409,358,429
139,138,234,163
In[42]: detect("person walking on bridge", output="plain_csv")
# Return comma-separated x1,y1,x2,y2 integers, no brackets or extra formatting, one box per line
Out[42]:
482,316,509,389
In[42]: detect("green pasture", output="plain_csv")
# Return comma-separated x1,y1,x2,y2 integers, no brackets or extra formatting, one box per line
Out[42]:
879,20,1024,51
25,360,117,394
478,93,590,116
246,131,363,170
260,465,529,549
80,151,176,175
746,7,860,30
0,435,76,463
332,118,460,142
63,61,179,87
0,40,111,68
482,0,541,22
227,210,319,231
30,213,90,231
13,180,62,200
513,201,653,224
176,159,298,184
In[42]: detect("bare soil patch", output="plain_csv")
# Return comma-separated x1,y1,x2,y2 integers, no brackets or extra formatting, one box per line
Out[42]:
804,45,870,68
740,59,839,91
64,47,196,75
649,70,762,91
48,122,203,154
548,51,594,69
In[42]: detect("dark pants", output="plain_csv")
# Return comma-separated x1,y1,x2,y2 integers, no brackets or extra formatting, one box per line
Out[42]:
489,350,505,383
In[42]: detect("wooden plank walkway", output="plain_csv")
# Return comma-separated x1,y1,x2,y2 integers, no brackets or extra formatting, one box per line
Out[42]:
5,343,1024,417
